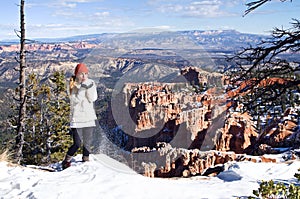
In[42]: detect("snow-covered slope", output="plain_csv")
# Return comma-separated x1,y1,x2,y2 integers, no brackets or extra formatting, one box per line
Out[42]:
0,154,299,199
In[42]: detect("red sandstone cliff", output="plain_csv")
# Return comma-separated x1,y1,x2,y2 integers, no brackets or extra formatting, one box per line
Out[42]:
0,42,97,52
139,142,295,178
126,70,299,178
121,82,213,150
214,111,258,154
255,107,300,154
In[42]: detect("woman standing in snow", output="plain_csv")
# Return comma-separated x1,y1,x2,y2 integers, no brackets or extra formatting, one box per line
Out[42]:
62,63,98,169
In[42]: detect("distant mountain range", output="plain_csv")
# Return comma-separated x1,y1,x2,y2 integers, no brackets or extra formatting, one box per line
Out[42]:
0,29,266,47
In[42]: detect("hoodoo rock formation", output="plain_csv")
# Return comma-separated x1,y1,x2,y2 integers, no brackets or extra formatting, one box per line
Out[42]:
139,142,289,178
255,107,300,154
215,111,258,154
122,82,213,149
110,66,298,177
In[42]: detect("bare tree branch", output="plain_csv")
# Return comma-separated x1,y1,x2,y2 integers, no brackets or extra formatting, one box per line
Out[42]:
226,18,300,115
244,0,292,16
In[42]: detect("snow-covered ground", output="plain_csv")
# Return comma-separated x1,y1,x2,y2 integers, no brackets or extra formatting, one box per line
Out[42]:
1,154,300,199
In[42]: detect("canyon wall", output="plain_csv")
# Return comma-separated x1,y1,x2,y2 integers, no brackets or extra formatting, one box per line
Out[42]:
121,81,213,150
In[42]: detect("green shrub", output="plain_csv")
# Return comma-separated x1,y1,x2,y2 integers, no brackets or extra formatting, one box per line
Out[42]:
248,170,300,199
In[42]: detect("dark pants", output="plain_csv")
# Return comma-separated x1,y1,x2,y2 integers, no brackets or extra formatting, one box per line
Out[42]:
67,127,94,157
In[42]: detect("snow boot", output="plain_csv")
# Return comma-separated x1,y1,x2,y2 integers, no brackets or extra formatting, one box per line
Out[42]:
62,155,72,169
82,156,89,162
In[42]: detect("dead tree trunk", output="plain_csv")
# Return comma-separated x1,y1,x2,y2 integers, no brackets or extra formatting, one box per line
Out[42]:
15,0,27,164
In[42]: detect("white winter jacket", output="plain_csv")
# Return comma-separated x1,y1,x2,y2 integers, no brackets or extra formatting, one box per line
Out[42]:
69,78,97,128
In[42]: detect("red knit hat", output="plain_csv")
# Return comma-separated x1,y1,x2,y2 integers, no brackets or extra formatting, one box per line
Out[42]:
74,63,88,76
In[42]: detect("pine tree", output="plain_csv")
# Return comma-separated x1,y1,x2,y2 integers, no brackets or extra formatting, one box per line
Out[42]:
45,71,72,163
22,73,45,164
18,72,71,165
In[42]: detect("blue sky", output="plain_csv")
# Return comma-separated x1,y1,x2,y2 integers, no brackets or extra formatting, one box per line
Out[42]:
0,0,299,40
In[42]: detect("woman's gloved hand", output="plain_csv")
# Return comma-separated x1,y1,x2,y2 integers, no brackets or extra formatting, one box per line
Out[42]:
81,82,93,89
81,79,94,89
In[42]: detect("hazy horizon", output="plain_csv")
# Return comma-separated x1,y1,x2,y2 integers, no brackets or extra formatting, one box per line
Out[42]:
1,0,299,41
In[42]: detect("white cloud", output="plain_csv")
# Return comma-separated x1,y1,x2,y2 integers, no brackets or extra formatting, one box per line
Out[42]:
61,2,77,8
46,0,102,9
94,11,110,17
150,0,239,18
130,25,173,33
24,16,136,39
55,0,101,5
